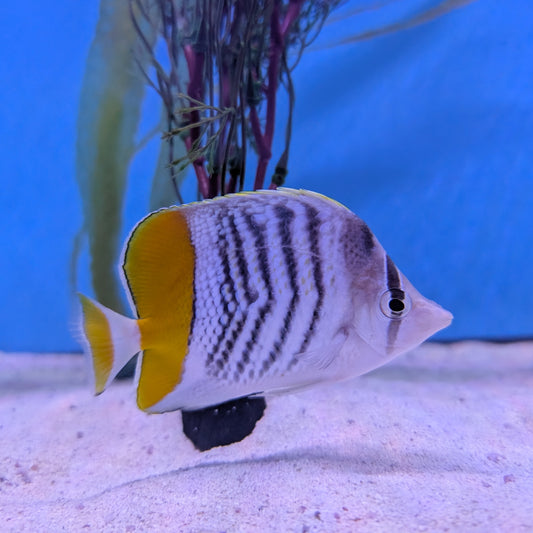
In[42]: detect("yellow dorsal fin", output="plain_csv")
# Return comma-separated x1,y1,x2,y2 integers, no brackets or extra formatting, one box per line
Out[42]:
122,208,195,411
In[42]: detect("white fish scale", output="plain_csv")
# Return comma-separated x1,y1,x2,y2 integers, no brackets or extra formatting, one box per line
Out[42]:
251,202,291,372
218,205,272,381
188,215,226,365
161,191,357,409
287,199,319,356
315,214,351,334
222,208,265,380
268,198,327,372
185,200,266,380
293,204,351,362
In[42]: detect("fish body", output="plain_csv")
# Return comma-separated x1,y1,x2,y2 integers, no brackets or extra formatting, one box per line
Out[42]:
78,189,452,428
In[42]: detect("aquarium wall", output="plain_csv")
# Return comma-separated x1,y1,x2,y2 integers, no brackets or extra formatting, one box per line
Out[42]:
1,0,531,352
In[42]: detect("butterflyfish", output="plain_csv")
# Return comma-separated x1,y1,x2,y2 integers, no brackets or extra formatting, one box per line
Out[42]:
77,188,452,451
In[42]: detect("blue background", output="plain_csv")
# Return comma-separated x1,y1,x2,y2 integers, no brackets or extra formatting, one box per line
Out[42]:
1,1,532,352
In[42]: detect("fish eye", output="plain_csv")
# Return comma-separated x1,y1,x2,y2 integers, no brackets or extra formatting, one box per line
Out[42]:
380,289,411,319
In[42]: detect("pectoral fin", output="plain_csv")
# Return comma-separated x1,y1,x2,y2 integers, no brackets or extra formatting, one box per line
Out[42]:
295,327,349,369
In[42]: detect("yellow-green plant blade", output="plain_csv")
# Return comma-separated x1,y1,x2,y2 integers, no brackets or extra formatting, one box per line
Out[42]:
75,0,153,313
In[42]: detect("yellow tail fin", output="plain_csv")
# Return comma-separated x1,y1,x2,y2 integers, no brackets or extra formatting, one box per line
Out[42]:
77,294,141,394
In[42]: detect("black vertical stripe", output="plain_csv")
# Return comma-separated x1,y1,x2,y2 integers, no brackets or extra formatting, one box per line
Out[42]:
295,204,325,356
228,214,257,305
386,255,401,290
385,255,403,351
259,205,299,375
218,214,256,376
188,260,197,347
361,223,375,254
208,211,239,371
237,212,274,371
387,319,401,351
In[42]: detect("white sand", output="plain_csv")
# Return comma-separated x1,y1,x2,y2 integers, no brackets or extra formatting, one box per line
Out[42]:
1,342,532,532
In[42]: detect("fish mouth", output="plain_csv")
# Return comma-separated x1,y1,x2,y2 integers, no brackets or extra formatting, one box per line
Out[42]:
430,304,453,332
418,298,453,338
439,308,454,329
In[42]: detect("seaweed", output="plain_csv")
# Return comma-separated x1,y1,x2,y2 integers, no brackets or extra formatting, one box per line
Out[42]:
73,0,476,317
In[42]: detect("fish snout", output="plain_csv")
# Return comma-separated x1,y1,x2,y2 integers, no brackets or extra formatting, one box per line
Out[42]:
418,298,453,336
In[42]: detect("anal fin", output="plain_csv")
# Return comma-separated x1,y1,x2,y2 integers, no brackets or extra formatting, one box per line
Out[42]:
181,397,267,451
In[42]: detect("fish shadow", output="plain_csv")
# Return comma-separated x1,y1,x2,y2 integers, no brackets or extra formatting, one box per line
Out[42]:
173,443,489,478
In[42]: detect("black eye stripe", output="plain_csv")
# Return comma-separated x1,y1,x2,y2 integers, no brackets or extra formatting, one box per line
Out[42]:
383,256,408,352
389,288,405,300
386,255,401,290
385,256,405,301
